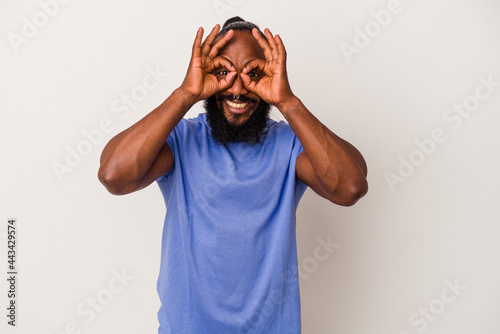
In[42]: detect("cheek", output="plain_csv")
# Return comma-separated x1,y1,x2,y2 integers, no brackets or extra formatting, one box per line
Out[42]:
214,95,224,108
251,96,262,106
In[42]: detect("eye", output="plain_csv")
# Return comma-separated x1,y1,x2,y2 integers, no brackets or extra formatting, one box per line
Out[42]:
215,70,228,76
248,71,258,78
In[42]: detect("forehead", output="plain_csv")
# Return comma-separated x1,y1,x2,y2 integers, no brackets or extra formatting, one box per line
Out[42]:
218,30,265,67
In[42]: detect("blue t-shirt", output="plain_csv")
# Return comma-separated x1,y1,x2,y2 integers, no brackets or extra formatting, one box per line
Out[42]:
156,113,308,333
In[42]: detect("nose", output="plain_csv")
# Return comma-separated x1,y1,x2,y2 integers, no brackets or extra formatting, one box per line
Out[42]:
226,72,248,96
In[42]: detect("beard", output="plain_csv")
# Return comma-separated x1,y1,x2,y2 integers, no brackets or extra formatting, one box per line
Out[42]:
204,94,271,146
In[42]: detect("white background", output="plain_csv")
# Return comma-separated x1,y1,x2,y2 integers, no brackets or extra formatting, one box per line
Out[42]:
1,0,500,333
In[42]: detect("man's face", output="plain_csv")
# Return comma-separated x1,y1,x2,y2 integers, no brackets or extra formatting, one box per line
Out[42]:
204,30,271,145
214,30,266,126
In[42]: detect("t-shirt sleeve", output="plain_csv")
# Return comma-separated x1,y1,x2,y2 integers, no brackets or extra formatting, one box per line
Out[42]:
275,120,308,195
156,118,187,183
292,134,308,199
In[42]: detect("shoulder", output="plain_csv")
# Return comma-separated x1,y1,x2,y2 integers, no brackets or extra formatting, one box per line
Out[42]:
166,114,210,153
171,113,208,136
266,118,294,135
181,113,206,129
265,118,299,143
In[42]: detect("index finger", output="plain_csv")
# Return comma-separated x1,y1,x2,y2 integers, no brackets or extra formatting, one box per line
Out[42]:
275,34,287,63
200,24,221,56
191,27,204,58
263,28,279,60
207,29,234,59
251,28,273,61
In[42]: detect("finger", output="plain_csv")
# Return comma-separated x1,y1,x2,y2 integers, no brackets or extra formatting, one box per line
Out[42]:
243,58,266,72
275,34,287,64
200,24,220,56
241,73,258,93
211,56,235,73
208,29,234,59
192,27,204,58
243,58,271,77
252,28,273,61
218,71,237,91
264,28,279,60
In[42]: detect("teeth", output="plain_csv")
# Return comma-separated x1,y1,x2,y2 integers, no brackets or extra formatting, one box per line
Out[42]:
225,100,249,109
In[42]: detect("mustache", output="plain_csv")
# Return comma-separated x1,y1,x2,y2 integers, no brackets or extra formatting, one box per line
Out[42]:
204,95,271,145
217,94,258,104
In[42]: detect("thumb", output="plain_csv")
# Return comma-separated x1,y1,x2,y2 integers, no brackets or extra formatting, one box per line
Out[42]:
218,71,237,91
241,73,258,93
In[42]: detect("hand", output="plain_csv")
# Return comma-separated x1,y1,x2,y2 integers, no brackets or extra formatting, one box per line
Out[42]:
179,25,237,104
241,28,295,110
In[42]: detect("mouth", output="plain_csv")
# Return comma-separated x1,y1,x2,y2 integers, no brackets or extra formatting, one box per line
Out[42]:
222,99,254,115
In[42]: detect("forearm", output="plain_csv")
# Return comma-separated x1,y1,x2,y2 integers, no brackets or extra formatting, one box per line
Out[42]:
98,88,194,185
98,24,238,194
279,96,368,196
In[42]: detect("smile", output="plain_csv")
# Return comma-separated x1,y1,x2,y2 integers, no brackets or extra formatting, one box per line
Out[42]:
225,100,249,109
222,99,254,115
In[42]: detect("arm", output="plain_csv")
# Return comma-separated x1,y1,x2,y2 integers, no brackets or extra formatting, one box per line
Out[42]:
98,25,237,195
241,28,368,206
279,97,368,206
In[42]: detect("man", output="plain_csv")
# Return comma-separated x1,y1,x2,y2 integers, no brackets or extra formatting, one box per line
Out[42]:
99,17,367,334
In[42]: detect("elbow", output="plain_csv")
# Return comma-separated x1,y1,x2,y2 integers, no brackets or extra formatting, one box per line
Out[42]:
344,179,368,206
98,165,135,196
326,177,368,207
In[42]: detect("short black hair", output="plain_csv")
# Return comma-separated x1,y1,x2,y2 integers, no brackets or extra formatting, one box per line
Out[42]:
215,16,265,40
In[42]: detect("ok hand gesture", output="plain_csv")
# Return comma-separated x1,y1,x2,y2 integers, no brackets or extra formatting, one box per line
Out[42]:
180,25,237,104
241,28,295,110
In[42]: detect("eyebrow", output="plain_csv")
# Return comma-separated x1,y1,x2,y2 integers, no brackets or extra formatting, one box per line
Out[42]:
218,56,263,70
